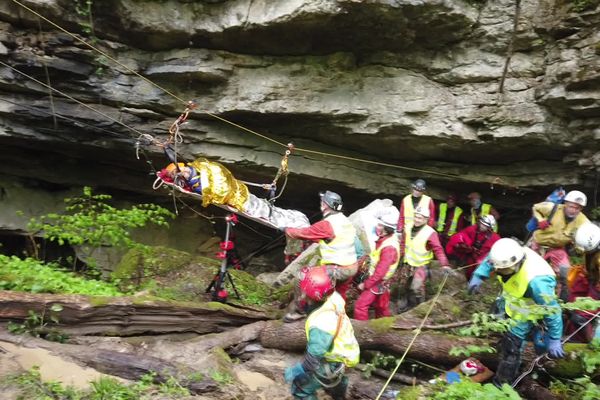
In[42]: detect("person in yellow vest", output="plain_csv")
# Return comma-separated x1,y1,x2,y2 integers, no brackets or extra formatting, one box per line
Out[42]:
397,179,436,233
467,238,564,387
397,206,451,312
284,267,360,400
283,191,359,322
354,212,400,320
436,193,465,247
530,190,590,300
467,192,500,232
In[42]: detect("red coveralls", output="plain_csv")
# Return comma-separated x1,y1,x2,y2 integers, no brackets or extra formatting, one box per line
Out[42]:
353,236,399,320
446,225,500,280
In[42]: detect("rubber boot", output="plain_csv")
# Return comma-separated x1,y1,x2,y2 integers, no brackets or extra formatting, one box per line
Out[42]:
493,331,523,387
325,375,348,400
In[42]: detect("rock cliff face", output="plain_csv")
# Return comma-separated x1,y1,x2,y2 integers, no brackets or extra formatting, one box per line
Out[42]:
0,0,599,237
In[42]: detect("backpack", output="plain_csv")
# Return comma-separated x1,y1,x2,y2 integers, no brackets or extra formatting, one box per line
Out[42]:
525,187,566,232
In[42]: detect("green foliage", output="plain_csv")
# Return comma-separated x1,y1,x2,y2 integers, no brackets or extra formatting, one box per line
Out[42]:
210,370,234,385
28,186,174,252
458,312,512,337
0,255,123,296
8,366,82,400
7,368,191,400
8,305,68,343
448,344,496,357
562,297,600,312
580,339,600,374
550,376,600,400
571,0,600,13
112,246,193,288
431,380,521,399
590,207,600,220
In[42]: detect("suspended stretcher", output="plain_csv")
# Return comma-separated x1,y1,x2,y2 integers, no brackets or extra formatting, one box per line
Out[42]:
153,157,310,230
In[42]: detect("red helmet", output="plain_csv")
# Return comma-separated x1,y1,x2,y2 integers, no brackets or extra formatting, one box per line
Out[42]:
299,266,334,301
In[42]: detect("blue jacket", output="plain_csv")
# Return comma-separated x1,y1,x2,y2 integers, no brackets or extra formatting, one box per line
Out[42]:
473,256,563,340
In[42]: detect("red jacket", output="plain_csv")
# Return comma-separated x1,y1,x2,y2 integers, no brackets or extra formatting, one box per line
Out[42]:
285,220,334,242
397,195,436,231
363,236,399,290
400,226,449,266
446,225,500,265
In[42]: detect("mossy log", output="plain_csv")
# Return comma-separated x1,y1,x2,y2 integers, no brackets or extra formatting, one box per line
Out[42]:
0,290,273,336
0,328,218,394
259,317,598,379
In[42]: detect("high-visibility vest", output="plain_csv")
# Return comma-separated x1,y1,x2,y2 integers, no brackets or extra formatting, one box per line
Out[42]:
470,203,498,232
498,248,556,321
319,213,357,266
402,195,432,230
436,204,463,235
368,236,400,281
404,225,435,267
305,292,360,367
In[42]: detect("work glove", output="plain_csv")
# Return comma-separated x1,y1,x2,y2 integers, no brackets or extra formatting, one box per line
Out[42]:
547,338,565,359
284,362,305,383
538,220,551,230
441,266,454,276
468,276,484,294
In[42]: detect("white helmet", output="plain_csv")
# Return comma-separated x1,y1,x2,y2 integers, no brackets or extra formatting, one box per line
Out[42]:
459,359,482,376
564,190,587,207
489,238,525,270
575,223,600,252
479,214,497,230
377,210,399,230
414,206,430,218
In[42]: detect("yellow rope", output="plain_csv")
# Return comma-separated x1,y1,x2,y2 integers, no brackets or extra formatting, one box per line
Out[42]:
10,0,514,185
0,61,146,137
375,273,450,400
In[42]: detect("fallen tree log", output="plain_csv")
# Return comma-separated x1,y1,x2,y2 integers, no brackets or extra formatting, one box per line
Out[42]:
0,329,218,394
259,317,596,379
0,290,273,336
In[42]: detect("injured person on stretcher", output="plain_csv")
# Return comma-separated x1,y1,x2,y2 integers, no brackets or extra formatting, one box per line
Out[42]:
158,159,310,230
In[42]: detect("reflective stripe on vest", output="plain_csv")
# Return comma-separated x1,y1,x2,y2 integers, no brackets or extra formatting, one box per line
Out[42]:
470,203,498,232
368,236,400,281
319,213,357,266
404,225,435,267
402,195,432,230
305,292,360,367
436,204,463,235
498,248,556,321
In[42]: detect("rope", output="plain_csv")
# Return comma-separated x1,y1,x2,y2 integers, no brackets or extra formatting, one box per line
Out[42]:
0,61,147,138
511,309,600,388
375,273,450,400
36,17,57,130
10,0,522,188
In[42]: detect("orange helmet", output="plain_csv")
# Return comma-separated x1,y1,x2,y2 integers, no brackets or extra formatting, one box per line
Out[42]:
165,163,186,175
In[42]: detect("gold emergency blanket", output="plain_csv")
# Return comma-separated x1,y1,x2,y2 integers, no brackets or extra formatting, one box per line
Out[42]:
188,158,249,211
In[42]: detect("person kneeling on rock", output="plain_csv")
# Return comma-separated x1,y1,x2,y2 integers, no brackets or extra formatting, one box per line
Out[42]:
354,212,400,320
284,267,360,400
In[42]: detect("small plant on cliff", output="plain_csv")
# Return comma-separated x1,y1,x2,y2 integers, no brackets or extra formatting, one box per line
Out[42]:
7,304,68,343
27,186,174,276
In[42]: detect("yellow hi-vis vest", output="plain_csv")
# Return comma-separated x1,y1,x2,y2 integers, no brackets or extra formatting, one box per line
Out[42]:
368,235,400,281
404,225,435,267
470,203,498,232
498,248,556,321
305,291,360,367
402,194,432,230
436,204,463,235
319,212,357,266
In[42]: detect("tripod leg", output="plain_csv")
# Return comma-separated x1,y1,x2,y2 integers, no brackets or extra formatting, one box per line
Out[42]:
227,271,242,300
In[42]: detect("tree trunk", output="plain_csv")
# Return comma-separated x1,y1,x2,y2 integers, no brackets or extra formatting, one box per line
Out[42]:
0,290,273,336
259,317,595,379
0,329,218,394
